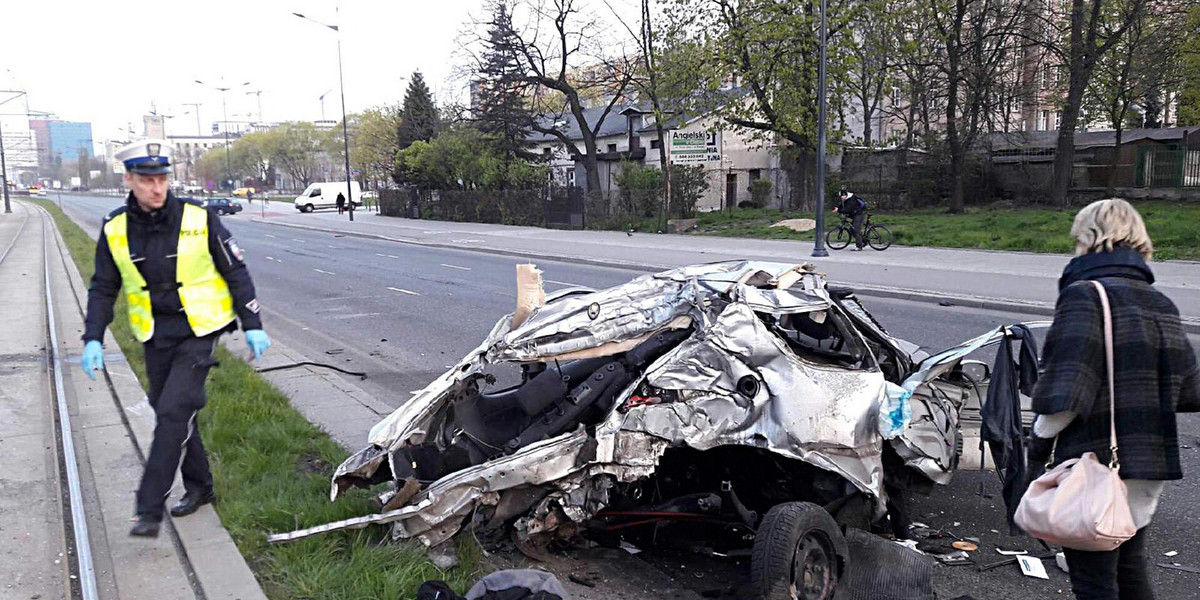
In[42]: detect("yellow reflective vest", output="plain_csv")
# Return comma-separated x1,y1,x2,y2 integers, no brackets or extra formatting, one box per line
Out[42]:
103,202,236,342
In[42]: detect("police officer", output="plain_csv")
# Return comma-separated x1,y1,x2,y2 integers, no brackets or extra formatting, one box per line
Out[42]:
80,139,271,537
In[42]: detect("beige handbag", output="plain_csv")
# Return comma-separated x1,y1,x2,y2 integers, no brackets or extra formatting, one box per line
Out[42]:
1014,280,1136,551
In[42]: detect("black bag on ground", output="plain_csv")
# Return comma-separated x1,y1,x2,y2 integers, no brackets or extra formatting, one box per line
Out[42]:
417,580,465,600
417,570,567,600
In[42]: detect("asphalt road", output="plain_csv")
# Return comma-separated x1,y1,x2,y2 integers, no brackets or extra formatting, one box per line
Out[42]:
54,193,1200,599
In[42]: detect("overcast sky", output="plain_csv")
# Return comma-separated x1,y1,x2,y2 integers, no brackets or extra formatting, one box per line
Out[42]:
1,0,499,149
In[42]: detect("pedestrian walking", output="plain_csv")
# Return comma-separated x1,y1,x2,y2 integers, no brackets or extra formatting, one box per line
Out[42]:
832,189,868,250
1026,198,1199,599
336,192,346,214
80,139,272,538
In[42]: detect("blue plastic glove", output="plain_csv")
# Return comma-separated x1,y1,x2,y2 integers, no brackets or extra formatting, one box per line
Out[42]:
81,340,104,380
245,329,271,361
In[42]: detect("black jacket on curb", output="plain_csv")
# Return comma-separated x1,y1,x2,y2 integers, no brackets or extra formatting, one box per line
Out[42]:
1031,247,1200,480
84,193,262,346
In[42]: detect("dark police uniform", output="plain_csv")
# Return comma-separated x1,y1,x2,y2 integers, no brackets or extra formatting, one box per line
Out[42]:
83,140,266,536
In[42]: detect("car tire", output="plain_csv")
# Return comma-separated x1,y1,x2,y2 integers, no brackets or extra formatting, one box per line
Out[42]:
304,203,315,213
750,502,847,600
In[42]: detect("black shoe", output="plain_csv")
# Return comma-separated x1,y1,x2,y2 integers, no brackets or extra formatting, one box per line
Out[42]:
169,490,217,517
129,515,161,537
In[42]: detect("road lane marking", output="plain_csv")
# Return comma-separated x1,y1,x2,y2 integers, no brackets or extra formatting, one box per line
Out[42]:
441,263,471,271
545,279,584,287
265,234,276,238
387,287,421,296
292,238,305,242
314,269,336,275
265,256,277,262
328,312,384,320
375,253,399,259
451,239,483,243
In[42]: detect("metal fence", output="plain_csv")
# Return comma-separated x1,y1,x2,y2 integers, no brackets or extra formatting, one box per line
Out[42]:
381,186,708,230
1137,144,1200,188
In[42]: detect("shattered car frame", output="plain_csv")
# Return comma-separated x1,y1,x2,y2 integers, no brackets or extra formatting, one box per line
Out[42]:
270,261,1044,595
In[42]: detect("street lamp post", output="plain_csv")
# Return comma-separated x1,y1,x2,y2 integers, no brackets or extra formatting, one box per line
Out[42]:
195,79,250,192
811,0,830,258
246,90,264,125
294,10,355,222
185,102,203,136
0,115,10,214
0,90,28,214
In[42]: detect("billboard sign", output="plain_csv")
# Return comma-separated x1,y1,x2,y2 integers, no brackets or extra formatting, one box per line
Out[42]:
668,130,721,164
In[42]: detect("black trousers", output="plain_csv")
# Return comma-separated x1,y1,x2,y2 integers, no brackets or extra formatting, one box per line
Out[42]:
1062,526,1154,600
135,333,219,519
852,213,866,248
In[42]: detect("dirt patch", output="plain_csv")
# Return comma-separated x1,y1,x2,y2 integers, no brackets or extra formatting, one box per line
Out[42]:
770,218,816,232
297,453,331,475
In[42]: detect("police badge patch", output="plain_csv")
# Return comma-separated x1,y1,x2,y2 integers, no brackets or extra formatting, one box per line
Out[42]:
245,299,261,314
226,238,246,262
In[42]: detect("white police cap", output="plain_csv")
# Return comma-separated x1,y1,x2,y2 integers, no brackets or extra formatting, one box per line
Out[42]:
115,139,174,174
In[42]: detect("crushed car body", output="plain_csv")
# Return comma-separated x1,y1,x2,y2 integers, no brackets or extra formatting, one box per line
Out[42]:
268,261,1046,552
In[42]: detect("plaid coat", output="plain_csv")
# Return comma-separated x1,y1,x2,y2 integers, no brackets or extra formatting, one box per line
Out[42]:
1032,249,1200,480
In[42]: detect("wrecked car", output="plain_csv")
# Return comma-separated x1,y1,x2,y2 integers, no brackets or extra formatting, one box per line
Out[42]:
270,261,1043,599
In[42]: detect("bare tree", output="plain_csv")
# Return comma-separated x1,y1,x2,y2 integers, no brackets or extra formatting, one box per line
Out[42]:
882,8,948,148
602,0,678,227
926,0,1030,212
1031,0,1148,204
1085,0,1190,191
845,0,897,145
475,0,636,192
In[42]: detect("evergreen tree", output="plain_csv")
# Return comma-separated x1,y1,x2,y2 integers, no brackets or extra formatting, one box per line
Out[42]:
475,2,536,161
397,72,441,150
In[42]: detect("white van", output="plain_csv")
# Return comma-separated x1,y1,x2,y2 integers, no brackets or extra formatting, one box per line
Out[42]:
294,181,362,213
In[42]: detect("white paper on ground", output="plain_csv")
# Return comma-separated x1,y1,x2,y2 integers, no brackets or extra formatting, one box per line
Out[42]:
1018,555,1050,579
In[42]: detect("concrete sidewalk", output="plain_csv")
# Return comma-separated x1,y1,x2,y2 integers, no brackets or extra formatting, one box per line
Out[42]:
0,201,266,600
249,209,1200,329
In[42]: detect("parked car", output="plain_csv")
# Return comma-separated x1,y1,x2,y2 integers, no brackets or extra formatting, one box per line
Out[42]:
200,197,243,216
273,261,1047,599
232,187,256,198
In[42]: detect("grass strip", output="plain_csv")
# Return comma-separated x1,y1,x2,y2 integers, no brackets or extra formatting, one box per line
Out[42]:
34,199,479,599
657,201,1200,261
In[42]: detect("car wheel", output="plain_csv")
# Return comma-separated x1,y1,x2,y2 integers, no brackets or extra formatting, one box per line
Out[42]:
750,502,847,600
304,203,315,213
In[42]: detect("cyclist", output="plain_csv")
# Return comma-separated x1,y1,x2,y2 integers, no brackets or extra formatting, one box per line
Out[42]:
832,188,868,251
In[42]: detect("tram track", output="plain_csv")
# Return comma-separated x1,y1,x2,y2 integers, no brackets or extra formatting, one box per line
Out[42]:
6,200,207,600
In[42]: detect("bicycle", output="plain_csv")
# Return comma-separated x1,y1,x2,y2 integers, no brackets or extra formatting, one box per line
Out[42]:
825,212,893,251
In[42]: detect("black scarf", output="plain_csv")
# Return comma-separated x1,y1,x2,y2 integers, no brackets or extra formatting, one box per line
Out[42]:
1058,246,1154,291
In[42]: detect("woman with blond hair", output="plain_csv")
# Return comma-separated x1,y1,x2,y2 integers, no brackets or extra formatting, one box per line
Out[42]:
1028,198,1199,599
